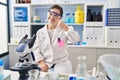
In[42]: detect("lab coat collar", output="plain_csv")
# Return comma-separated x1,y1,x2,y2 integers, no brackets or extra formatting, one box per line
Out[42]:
44,24,62,43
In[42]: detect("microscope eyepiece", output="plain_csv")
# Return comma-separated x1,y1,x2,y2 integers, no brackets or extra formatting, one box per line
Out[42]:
19,34,28,44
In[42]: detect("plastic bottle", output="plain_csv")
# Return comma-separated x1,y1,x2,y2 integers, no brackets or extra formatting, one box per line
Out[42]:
0,60,4,79
66,13,71,23
71,13,75,23
87,9,93,21
75,56,87,80
93,12,97,21
97,12,102,21
65,13,69,23
75,6,84,24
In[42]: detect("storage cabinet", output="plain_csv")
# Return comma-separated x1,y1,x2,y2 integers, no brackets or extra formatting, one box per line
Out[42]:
10,3,107,47
105,8,120,48
83,3,106,47
29,3,85,40
107,28,120,48
11,4,30,43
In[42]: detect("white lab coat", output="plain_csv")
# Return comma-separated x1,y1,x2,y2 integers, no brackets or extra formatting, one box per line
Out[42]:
33,24,80,73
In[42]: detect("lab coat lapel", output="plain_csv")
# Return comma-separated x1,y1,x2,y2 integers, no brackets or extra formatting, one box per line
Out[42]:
42,26,53,62
42,26,51,45
52,26,61,43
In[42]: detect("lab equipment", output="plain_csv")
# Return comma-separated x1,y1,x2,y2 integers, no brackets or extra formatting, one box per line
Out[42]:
75,56,87,80
75,6,84,24
10,34,40,80
92,12,97,21
69,76,77,80
71,13,75,23
28,69,40,80
65,13,71,23
97,54,120,80
33,16,41,23
16,34,35,63
0,60,4,79
97,12,102,21
66,13,75,23
87,9,93,21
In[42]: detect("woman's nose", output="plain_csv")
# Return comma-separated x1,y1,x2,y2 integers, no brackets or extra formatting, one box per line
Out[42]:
48,15,54,20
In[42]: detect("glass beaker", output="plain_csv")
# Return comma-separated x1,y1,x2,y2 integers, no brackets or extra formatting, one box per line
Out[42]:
75,56,87,80
28,69,40,80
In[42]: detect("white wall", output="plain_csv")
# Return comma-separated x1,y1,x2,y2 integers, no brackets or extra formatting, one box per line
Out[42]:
0,1,8,54
11,0,107,5
73,0,120,8
107,0,120,8
70,0,106,3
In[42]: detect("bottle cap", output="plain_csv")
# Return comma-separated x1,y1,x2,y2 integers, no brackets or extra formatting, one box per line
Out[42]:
69,76,76,80
76,6,81,10
0,60,4,66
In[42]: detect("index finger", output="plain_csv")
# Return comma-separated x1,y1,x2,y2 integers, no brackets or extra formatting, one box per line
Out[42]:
56,19,62,27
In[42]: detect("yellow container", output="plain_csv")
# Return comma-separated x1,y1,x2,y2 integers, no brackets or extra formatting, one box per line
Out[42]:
75,6,84,24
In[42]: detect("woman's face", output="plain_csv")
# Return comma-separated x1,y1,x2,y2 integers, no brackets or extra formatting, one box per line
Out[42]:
47,8,61,25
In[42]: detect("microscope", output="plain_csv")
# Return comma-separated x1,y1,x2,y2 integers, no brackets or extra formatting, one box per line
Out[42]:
10,34,40,80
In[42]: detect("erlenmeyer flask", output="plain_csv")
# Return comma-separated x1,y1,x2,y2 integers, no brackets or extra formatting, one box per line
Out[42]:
28,69,40,80
75,56,87,80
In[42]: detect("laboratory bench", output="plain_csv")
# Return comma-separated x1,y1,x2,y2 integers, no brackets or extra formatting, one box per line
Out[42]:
8,43,120,72
2,70,108,80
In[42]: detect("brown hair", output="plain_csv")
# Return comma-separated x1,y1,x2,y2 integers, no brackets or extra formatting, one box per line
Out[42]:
49,4,63,17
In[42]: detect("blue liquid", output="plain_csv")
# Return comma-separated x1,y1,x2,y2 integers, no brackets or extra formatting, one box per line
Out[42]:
68,17,71,23
78,77,85,80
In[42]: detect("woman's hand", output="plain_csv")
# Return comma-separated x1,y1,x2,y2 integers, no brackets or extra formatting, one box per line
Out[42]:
56,19,69,31
38,60,49,72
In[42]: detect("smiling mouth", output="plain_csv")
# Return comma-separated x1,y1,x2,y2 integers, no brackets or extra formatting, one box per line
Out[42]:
48,18,57,22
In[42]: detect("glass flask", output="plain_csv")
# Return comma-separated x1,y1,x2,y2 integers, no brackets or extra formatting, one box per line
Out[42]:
75,56,87,80
28,69,40,80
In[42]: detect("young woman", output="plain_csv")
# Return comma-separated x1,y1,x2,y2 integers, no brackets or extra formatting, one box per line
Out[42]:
33,4,80,73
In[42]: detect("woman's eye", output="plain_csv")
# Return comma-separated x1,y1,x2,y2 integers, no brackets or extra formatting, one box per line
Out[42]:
54,15,58,17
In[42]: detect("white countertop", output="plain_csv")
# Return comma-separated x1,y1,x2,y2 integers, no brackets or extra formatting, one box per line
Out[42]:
3,70,47,80
3,70,108,80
